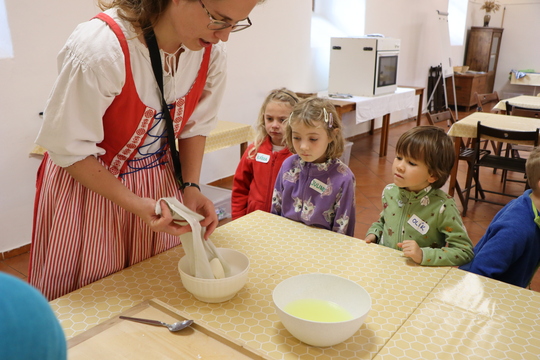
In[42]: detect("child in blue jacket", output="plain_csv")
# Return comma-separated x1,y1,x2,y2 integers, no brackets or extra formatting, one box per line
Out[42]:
460,147,540,288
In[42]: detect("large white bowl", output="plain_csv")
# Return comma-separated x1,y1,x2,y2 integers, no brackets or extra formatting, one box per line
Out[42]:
273,273,371,347
178,248,249,303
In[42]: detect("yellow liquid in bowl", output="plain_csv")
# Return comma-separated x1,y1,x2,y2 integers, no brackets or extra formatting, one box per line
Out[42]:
284,299,353,322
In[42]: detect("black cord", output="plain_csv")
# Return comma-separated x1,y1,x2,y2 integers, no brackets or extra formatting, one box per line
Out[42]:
144,29,184,189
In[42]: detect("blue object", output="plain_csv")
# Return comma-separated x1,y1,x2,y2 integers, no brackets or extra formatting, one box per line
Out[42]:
460,190,540,288
0,272,67,359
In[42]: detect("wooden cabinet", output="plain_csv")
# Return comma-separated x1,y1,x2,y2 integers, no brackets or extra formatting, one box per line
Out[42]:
464,27,503,93
446,73,488,110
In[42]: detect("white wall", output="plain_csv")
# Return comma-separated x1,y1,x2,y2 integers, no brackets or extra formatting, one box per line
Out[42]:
1,0,539,253
337,0,465,137
0,0,99,253
478,0,540,98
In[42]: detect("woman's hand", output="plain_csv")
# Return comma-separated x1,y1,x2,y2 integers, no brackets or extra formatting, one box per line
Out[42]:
364,234,378,244
397,240,423,264
182,187,218,239
66,157,192,237
136,198,194,236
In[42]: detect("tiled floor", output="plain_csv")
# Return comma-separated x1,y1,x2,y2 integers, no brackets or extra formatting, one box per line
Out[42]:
0,251,29,281
2,113,538,292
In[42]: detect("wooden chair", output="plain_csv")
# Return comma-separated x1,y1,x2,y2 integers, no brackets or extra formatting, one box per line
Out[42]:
503,102,540,190
506,103,540,118
463,121,539,211
426,109,488,215
475,91,501,113
474,91,500,153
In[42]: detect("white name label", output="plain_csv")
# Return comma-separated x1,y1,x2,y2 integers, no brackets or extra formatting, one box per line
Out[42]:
407,214,429,235
256,153,270,163
310,179,328,194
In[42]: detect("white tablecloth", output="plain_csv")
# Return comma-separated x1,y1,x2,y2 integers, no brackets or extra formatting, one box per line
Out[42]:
320,87,415,124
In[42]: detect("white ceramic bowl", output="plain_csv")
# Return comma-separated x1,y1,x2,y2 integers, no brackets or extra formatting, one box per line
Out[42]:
273,273,371,347
178,248,249,303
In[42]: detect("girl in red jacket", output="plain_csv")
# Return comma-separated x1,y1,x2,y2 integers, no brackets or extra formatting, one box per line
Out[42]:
232,88,298,219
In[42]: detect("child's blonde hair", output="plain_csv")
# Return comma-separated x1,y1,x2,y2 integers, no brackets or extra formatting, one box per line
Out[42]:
249,88,299,159
526,147,540,192
395,126,455,189
285,97,345,160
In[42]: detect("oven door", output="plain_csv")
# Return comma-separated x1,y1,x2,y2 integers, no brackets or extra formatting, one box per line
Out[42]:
374,51,399,96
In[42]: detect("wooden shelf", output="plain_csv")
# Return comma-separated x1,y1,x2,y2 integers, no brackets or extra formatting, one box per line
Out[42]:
464,27,503,94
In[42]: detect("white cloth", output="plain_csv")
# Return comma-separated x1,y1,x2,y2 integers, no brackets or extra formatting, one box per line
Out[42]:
156,198,230,279
36,8,227,168
320,87,415,124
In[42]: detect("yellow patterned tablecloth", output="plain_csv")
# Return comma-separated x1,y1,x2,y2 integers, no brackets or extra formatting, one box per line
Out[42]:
50,211,452,360
373,269,540,359
493,95,540,111
30,120,253,156
203,120,253,154
448,112,540,145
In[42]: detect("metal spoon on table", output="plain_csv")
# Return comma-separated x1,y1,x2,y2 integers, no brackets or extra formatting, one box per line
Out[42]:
119,315,193,332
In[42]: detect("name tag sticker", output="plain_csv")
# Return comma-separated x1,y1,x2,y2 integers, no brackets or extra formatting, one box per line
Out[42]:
310,179,328,194
256,153,270,163
407,214,429,235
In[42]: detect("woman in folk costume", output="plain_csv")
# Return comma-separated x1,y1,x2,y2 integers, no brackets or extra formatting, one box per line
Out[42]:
30,0,261,300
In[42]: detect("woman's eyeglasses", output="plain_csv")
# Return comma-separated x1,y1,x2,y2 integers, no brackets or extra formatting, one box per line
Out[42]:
199,0,252,32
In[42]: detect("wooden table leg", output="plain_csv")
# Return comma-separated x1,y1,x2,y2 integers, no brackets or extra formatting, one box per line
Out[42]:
379,114,391,157
448,137,461,197
240,142,247,157
416,88,424,126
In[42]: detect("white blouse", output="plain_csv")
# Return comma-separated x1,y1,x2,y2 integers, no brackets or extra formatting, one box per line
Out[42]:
36,8,227,168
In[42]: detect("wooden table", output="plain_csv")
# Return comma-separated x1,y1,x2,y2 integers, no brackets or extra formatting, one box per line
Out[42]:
329,86,424,157
493,95,540,112
30,120,253,157
446,112,540,196
203,120,253,156
373,269,540,359
49,210,540,359
52,211,450,359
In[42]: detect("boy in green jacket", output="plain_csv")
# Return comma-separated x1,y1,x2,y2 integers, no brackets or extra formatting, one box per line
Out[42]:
365,126,474,266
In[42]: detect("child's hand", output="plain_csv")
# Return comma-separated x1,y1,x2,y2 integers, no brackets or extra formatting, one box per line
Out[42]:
364,234,377,244
397,240,423,264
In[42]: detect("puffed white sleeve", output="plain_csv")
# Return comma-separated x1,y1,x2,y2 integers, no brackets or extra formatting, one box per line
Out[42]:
178,43,227,138
35,19,124,168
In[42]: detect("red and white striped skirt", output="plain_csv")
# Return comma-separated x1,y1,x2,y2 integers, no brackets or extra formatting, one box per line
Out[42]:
29,153,182,300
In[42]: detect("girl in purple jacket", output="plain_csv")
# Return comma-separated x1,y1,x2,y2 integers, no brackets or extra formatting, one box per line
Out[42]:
271,97,356,236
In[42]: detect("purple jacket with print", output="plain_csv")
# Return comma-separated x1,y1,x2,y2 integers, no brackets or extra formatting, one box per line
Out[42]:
271,155,356,236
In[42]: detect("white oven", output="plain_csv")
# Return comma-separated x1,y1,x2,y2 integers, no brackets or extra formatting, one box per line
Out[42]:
328,36,400,97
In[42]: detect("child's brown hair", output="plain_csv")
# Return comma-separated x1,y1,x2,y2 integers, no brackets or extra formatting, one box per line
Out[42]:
395,126,455,189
